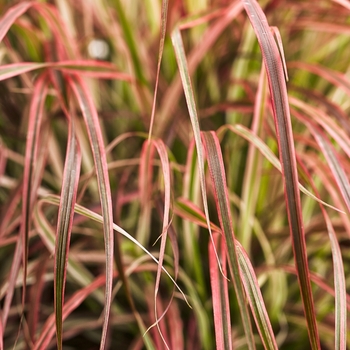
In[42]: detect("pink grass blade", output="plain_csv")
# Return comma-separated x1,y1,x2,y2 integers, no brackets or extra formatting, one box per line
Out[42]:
69,76,114,350
297,158,347,350
0,63,47,81
0,2,33,43
54,120,81,350
137,141,155,246
171,25,225,282
201,131,255,349
242,2,320,347
0,62,133,82
209,233,232,350
20,75,48,314
174,198,221,233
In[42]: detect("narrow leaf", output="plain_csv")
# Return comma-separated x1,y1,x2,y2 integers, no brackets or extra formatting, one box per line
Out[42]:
209,233,232,350
236,241,278,350
201,131,255,349
242,1,320,348
171,25,225,288
69,76,114,350
54,119,81,350
0,1,32,43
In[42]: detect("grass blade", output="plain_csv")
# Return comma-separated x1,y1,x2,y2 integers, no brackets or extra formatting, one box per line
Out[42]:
0,2,32,43
242,1,320,347
0,61,132,82
54,119,81,350
40,195,189,306
235,241,278,350
309,128,350,214
69,76,114,350
218,124,343,214
20,73,48,309
171,25,225,290
209,233,232,350
201,131,255,349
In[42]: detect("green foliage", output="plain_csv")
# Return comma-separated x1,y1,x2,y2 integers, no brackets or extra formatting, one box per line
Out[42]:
0,0,349,349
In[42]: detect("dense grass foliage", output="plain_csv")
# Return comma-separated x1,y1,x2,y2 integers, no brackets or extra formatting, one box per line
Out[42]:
0,0,349,349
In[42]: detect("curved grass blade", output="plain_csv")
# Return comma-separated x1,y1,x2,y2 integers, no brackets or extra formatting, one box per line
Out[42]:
201,131,255,349
0,1,32,43
40,195,189,307
242,2,321,347
69,75,114,350
54,120,81,350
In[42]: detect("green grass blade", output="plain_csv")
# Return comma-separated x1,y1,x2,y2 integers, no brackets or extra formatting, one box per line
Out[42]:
171,25,225,287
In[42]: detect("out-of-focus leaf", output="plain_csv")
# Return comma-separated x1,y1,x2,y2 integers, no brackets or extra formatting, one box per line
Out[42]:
0,61,132,82
242,1,320,348
0,1,32,43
